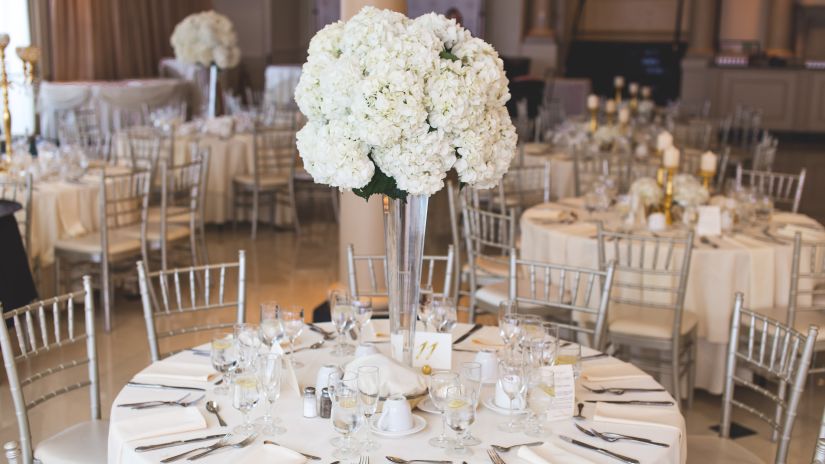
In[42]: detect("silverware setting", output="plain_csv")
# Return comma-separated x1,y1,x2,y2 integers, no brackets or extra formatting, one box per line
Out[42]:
135,433,227,452
118,393,204,409
161,435,233,462
126,381,206,392
699,236,718,249
187,433,257,460
490,441,542,452
486,447,507,464
575,423,670,447
558,435,640,464
582,385,666,395
581,353,608,361
262,440,320,460
453,323,483,345
187,349,210,357
307,323,336,340
288,339,325,354
584,399,674,406
205,400,226,426
573,402,585,420
385,457,453,464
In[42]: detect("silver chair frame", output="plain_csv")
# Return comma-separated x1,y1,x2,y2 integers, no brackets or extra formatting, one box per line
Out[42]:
508,253,616,350
572,144,609,197
0,173,34,273
735,164,806,213
0,275,99,464
136,249,246,362
496,161,551,217
721,292,818,464
786,231,825,375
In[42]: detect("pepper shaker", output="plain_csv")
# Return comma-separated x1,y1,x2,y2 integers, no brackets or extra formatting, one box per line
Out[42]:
303,386,317,418
319,387,332,418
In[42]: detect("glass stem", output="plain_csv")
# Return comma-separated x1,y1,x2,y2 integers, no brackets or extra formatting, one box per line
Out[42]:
441,412,448,440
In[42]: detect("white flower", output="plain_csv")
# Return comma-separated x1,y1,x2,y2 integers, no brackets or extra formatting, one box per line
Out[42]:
294,6,516,197
673,174,709,207
170,11,242,69
630,177,664,207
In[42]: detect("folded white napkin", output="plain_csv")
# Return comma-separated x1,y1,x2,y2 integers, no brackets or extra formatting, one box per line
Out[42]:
594,402,686,463
581,361,649,382
132,361,217,384
777,224,825,242
453,325,505,352
108,407,207,464
231,443,307,464
345,353,427,398
203,116,234,138
517,440,597,464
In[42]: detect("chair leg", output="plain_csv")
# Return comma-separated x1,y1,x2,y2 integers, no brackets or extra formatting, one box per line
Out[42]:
232,185,238,231
189,231,199,268
53,255,61,296
772,379,787,442
198,221,209,265
687,333,697,409
671,347,682,410
101,259,111,332
271,192,277,231
251,190,259,240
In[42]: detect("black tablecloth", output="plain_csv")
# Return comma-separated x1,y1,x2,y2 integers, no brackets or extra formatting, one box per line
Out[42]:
0,200,37,312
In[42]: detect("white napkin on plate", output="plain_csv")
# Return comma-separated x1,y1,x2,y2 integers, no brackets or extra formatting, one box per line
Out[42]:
108,407,207,464
132,361,217,384
231,443,307,464
594,402,686,463
345,353,427,398
517,440,597,464
581,361,649,382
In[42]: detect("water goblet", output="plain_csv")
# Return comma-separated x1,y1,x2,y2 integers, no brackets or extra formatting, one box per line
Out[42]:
556,343,582,379
497,357,527,432
428,371,460,448
232,373,260,434
280,305,305,368
259,301,284,349
210,332,236,395
352,297,373,344
330,290,356,356
431,297,457,333
498,302,521,355
418,284,434,330
444,386,475,457
525,367,556,437
234,323,261,374
329,372,363,459
459,362,482,446
357,365,380,451
255,353,286,435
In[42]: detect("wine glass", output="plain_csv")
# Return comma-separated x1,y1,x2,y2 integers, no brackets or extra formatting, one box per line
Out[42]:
556,343,582,379
357,365,380,451
428,371,460,448
330,291,356,356
329,372,363,459
234,323,261,374
352,297,373,344
259,301,284,349
210,332,236,395
525,367,556,437
418,284,434,330
232,373,260,434
444,386,475,457
256,352,286,435
459,362,482,446
280,305,305,368
430,297,457,333
518,315,544,345
498,301,521,355
497,357,527,432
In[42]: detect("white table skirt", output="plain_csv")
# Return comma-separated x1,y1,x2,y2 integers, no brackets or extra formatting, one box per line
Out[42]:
521,143,575,200
108,322,684,464
519,199,822,393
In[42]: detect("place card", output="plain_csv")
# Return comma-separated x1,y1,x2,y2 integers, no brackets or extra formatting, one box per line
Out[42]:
391,331,452,370
696,205,722,237
546,364,575,421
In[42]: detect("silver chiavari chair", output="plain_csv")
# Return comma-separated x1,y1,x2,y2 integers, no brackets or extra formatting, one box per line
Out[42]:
57,108,111,163
1,276,107,464
0,173,33,270
494,161,551,217
572,144,609,197
752,135,778,172
233,126,299,238
463,202,517,321
136,250,246,362
735,165,806,213
126,126,163,173
346,244,455,317
717,293,817,464
813,407,825,464
674,119,713,151
54,169,152,332
597,223,697,407
786,232,825,375
502,252,616,350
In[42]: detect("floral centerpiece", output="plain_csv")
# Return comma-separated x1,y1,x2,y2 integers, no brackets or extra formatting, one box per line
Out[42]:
672,174,709,207
294,7,516,365
170,11,241,118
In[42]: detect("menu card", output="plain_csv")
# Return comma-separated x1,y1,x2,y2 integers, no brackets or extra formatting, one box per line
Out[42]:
546,364,575,421
696,205,722,237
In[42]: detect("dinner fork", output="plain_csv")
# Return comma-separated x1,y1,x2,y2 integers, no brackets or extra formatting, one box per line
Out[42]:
160,435,232,462
133,394,204,410
487,448,507,464
118,393,192,408
575,424,669,447
490,441,543,452
187,433,257,460
360,457,370,464
581,385,666,395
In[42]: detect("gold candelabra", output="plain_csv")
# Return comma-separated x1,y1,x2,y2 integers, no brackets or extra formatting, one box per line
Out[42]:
663,167,675,225
614,88,622,106
0,33,11,159
16,45,40,137
589,107,598,133
606,109,616,126
700,169,714,191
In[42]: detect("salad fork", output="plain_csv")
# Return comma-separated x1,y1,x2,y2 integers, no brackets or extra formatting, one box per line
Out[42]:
160,435,232,462
187,433,257,460
581,385,665,395
575,424,669,447
487,448,507,464
490,442,543,453
132,394,204,410
118,393,192,408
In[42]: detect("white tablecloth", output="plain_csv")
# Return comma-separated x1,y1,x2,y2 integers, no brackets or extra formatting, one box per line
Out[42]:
39,79,193,139
520,199,821,393
264,65,302,108
108,322,684,463
522,143,576,200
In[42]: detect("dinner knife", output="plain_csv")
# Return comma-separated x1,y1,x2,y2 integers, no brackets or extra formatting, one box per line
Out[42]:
126,382,206,392
558,435,640,464
453,323,483,345
584,400,674,406
135,434,226,452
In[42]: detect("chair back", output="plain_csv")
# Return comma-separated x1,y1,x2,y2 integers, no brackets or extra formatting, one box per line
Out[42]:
126,127,163,172
498,161,551,214
735,165,806,213
787,232,825,373
721,293,818,464
572,144,609,196
0,276,99,464
680,148,704,175
101,169,152,232
346,244,455,313
462,202,516,263
58,108,110,162
0,173,32,259
753,135,778,172
596,223,694,338
253,127,295,185
674,119,713,151
137,250,247,362
509,253,616,350
814,407,825,463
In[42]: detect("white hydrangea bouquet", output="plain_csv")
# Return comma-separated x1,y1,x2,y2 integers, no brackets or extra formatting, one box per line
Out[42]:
294,7,517,200
170,11,241,69
673,174,710,207
629,177,664,208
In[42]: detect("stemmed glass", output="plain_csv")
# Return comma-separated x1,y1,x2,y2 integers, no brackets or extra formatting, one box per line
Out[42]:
352,298,373,344
330,291,356,356
280,305,305,368
357,365,380,451
259,302,285,351
232,372,260,434
444,386,475,457
210,332,236,396
430,297,457,333
498,301,521,356
459,362,482,446
525,368,556,437
234,323,261,375
428,371,461,448
256,353,286,435
417,284,434,330
556,343,582,379
329,372,363,459
497,356,527,432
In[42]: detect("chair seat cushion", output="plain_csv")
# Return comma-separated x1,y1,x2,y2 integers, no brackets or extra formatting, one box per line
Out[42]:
121,223,191,243
146,206,193,224
233,173,289,188
685,435,764,464
54,230,141,257
793,311,825,343
34,419,109,464
609,308,698,339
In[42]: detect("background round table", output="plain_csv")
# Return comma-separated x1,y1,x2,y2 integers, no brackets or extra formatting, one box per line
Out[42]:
0,200,37,312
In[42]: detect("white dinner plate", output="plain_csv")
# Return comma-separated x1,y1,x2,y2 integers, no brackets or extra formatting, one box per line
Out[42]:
370,414,427,437
416,398,440,414
482,396,526,416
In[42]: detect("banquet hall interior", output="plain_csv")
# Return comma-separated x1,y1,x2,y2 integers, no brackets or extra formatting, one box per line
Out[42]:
1,0,825,462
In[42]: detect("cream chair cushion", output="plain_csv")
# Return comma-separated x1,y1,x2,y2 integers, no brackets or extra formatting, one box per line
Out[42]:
54,231,141,257
34,419,109,464
609,309,698,339
146,206,192,224
121,223,191,243
233,173,289,188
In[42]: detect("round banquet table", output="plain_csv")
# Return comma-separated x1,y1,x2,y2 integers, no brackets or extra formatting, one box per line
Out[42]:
522,143,575,200
0,200,37,311
108,322,685,464
520,197,824,393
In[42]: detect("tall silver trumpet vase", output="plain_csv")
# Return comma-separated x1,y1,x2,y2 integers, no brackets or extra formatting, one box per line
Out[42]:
384,194,428,367
207,63,219,119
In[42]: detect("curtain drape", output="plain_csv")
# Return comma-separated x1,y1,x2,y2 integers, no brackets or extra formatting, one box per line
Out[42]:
48,0,213,81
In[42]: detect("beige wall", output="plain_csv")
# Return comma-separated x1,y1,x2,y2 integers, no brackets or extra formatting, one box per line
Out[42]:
718,0,769,47
577,0,690,42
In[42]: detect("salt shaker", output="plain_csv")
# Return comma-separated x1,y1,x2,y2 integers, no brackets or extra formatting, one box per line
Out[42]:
319,387,332,418
303,387,317,418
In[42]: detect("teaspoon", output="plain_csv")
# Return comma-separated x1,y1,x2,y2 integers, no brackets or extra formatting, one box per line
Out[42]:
205,400,226,426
